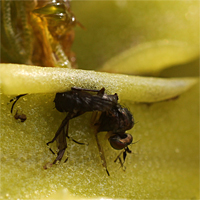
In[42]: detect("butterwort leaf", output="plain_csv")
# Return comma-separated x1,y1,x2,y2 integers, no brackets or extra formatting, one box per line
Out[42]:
0,64,197,103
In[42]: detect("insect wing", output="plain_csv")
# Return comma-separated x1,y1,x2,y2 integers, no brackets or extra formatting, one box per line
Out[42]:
53,122,68,164
56,123,68,151
89,95,116,112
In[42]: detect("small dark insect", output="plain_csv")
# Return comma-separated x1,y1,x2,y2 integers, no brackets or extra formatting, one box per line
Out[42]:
9,94,27,114
9,94,27,121
14,110,27,122
48,87,134,175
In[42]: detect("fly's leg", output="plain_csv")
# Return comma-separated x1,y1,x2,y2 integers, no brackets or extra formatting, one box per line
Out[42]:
9,94,27,113
114,147,132,171
47,110,85,146
46,126,68,164
64,121,86,145
114,150,123,163
47,112,76,146
53,120,87,164
118,157,126,171
48,148,56,155
51,122,87,165
95,131,110,176
44,126,68,169
47,110,86,161
44,125,68,169
114,150,126,170
53,123,68,164
53,148,66,164
66,135,86,145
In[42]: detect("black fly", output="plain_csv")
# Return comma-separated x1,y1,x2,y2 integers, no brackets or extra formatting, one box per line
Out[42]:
49,87,134,175
9,87,135,175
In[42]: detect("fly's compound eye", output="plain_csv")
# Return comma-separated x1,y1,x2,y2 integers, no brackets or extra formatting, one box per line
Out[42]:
108,134,133,150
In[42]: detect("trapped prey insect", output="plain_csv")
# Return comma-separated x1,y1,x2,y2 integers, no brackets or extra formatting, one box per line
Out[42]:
9,94,27,122
49,87,135,175
9,87,135,175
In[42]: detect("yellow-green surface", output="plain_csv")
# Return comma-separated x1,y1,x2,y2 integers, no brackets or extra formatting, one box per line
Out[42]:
0,0,199,199
0,64,199,199
0,64,197,101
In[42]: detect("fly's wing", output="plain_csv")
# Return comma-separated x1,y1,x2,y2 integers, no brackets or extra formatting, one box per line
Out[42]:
55,89,118,113
53,123,68,164
80,94,117,112
92,96,114,112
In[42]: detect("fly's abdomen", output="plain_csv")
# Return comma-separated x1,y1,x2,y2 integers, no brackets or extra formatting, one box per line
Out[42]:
54,91,77,112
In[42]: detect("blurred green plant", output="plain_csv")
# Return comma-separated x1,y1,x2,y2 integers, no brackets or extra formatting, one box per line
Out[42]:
72,1,199,74
0,0,79,67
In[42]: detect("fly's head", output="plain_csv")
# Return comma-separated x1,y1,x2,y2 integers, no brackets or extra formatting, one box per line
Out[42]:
108,132,133,170
108,132,133,150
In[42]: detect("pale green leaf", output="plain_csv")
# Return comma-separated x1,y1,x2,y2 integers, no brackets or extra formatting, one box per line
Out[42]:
0,64,197,103
99,40,199,75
